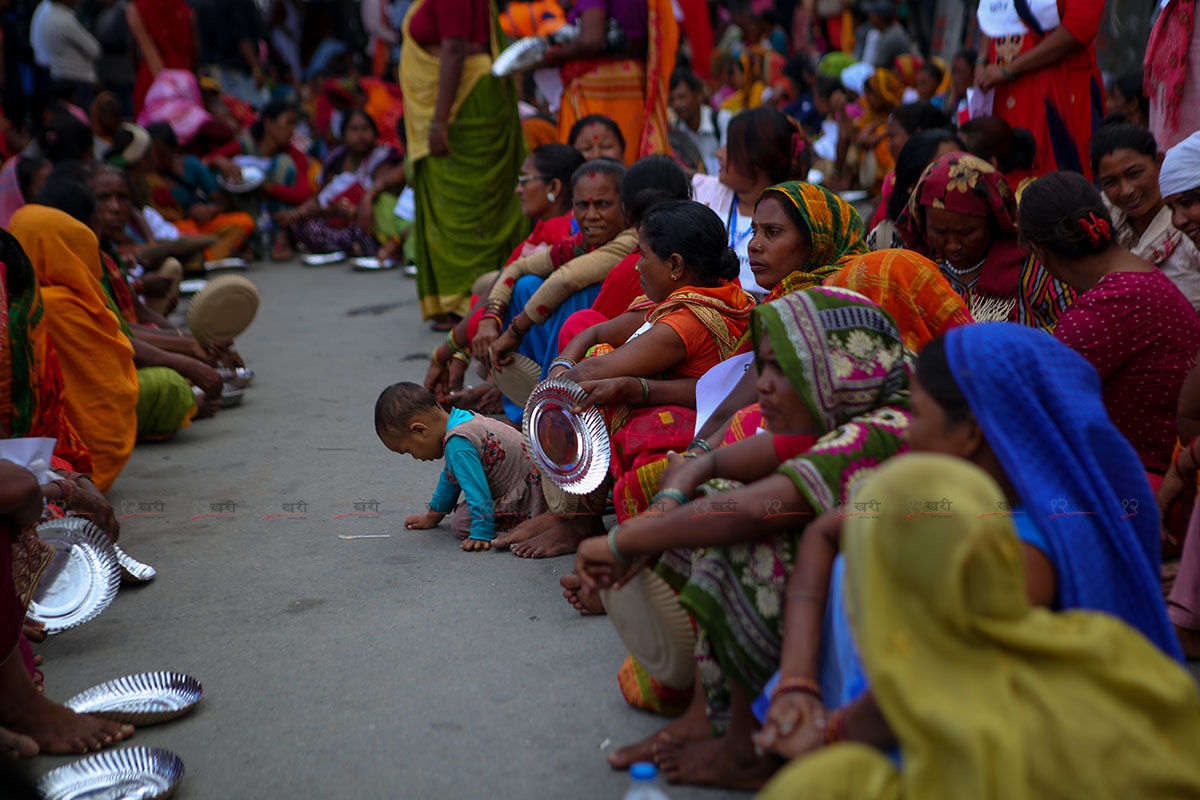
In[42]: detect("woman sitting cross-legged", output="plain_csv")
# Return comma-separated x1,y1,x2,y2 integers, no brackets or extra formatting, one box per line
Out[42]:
572,287,910,788
492,200,754,559
755,324,1185,784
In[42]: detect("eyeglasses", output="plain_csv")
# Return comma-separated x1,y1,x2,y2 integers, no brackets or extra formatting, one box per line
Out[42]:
517,173,553,185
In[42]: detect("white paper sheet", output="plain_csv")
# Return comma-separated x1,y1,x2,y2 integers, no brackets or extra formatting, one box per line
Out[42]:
533,68,564,114
966,87,994,120
0,437,58,485
693,352,754,435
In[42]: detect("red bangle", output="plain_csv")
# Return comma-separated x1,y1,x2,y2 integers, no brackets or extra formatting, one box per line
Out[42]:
770,676,823,703
480,313,503,328
824,707,847,744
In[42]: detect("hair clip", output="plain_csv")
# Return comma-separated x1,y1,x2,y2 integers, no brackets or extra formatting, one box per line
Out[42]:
1078,211,1112,246
791,132,806,160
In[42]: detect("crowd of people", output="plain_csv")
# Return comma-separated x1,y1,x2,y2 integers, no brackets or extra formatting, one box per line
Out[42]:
4,0,1200,795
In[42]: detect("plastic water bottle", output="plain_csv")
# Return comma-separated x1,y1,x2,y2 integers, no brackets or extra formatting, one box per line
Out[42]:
623,762,670,800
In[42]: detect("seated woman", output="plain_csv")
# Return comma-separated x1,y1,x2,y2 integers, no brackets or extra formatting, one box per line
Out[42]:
1093,120,1200,312
571,288,910,787
1021,172,1200,476
493,200,754,559
207,100,311,260
473,158,636,422
424,143,585,403
755,324,1185,776
142,122,254,263
758,454,1200,800
9,204,208,488
897,151,1073,328
865,101,950,231
568,114,627,163
90,165,243,373
691,107,811,297
289,108,406,258
0,460,134,756
866,128,962,251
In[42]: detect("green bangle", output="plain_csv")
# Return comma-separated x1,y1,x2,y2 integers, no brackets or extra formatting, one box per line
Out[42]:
608,526,631,566
689,437,713,453
1000,66,1015,81
446,330,467,354
636,377,650,406
652,488,689,506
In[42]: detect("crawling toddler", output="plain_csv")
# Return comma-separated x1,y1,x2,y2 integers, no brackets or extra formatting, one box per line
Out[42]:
375,382,547,551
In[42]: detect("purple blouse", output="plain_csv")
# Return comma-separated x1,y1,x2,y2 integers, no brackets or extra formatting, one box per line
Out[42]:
568,0,647,40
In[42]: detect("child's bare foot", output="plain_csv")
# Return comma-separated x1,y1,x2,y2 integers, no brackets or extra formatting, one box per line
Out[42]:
560,573,604,615
22,618,45,644
461,538,491,552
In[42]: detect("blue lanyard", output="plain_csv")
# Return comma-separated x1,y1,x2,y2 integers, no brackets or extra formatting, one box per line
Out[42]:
727,197,753,250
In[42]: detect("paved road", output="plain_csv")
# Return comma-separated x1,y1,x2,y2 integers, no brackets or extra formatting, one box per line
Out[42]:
23,260,744,800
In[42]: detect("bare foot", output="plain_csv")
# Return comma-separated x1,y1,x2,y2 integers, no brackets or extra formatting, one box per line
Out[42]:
22,619,45,644
1177,624,1200,660
3,692,133,755
511,514,603,559
0,725,38,759
608,705,712,770
560,573,604,615
656,735,777,789
491,512,556,550
461,538,491,552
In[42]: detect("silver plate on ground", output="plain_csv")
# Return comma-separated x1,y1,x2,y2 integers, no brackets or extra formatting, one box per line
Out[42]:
492,36,548,76
178,279,207,295
220,385,246,407
27,517,120,634
112,544,155,583
522,377,610,494
37,746,185,800
65,672,202,725
600,570,696,690
216,366,254,388
216,164,264,193
301,251,346,266
351,256,398,271
203,257,248,272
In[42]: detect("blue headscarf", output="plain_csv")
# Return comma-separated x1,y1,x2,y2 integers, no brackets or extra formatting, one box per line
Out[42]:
945,323,1182,660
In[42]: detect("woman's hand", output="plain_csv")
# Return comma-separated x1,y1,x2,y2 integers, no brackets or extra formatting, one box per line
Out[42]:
424,355,450,398
574,533,634,591
210,157,242,182
571,377,641,412
489,326,522,370
473,318,501,366
976,63,1011,91
207,341,243,368
429,124,451,157
178,358,223,406
357,193,376,231
754,692,828,760
66,478,121,542
657,450,711,500
1157,462,1195,547
445,357,467,397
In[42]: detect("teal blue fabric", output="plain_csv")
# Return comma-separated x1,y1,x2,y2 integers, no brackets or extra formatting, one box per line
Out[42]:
429,407,496,541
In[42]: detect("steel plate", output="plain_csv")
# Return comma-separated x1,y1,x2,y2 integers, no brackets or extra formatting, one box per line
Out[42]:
112,544,156,583
522,377,610,494
65,672,202,725
37,747,185,800
492,36,548,76
351,257,398,271
27,517,120,633
301,251,347,266
216,164,264,193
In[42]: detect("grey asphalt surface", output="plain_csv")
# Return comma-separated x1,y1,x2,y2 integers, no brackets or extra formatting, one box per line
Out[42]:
22,259,745,800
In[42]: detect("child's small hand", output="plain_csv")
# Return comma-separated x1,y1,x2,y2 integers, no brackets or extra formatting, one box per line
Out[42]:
405,512,442,530
461,538,491,552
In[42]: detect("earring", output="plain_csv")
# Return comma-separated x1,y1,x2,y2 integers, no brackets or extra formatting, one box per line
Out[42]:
546,192,556,203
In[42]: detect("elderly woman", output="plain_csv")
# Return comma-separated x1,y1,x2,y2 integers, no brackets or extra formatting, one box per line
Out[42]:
572,288,910,789
897,151,1073,328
